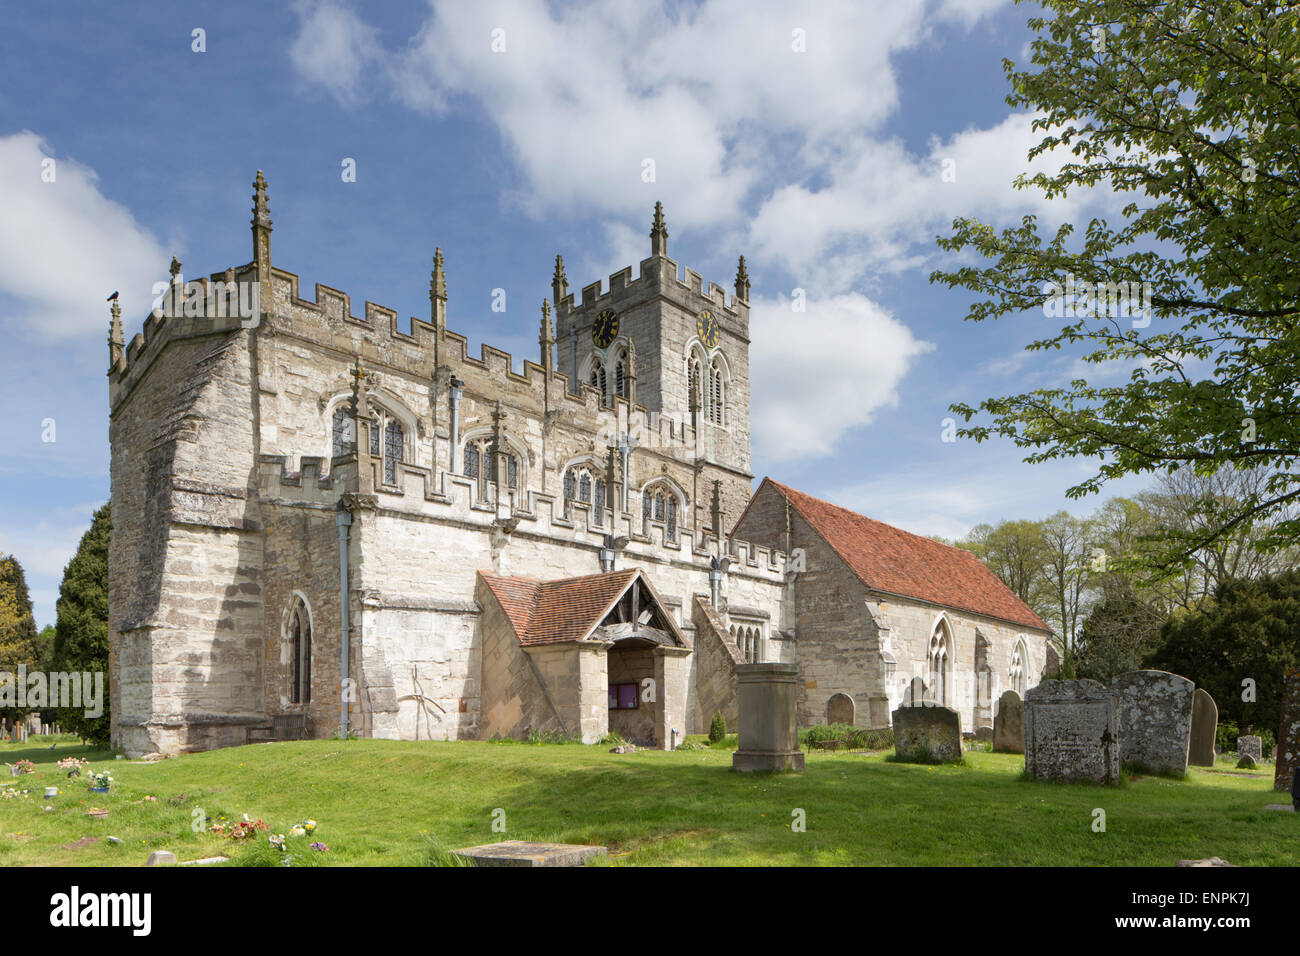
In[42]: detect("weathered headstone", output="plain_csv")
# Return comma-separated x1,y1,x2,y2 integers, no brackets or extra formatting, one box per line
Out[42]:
892,705,962,763
1024,680,1121,784
1188,688,1217,767
1238,735,1262,763
993,690,1024,753
902,676,929,707
826,692,855,726
1275,670,1300,792
1111,670,1194,776
145,850,177,867
451,841,606,867
732,662,804,772
975,726,993,743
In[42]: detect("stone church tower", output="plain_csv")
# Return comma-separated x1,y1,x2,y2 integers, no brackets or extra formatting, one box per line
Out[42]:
106,172,1051,757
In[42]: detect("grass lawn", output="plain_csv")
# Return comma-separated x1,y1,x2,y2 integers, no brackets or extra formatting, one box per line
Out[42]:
1,735,1293,866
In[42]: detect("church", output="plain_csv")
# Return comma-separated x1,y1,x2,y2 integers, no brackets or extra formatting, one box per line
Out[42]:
105,172,1052,756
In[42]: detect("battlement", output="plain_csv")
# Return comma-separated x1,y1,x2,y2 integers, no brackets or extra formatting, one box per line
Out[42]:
560,255,745,317
255,453,787,583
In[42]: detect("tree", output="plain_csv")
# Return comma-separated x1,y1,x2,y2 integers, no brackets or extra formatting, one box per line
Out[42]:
958,519,1053,614
52,504,111,745
1075,582,1166,682
1039,511,1093,666
0,553,42,725
933,1,1300,575
1147,569,1300,735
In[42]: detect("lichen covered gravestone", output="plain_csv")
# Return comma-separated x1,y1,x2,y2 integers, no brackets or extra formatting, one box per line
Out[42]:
1188,688,1217,767
1024,680,1121,784
1273,670,1300,792
892,704,962,763
1238,735,1262,763
993,689,1024,753
1111,670,1194,776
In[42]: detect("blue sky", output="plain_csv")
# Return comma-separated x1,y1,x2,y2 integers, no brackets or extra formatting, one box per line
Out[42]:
0,0,1154,626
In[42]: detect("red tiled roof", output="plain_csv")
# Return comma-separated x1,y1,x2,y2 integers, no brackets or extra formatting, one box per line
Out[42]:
743,479,1052,633
479,569,686,647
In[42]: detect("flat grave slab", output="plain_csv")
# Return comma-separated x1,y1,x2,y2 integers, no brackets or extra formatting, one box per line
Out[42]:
451,840,606,867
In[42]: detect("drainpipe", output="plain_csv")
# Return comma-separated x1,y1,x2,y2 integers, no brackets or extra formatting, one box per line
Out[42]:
448,376,464,473
618,436,632,513
336,501,352,737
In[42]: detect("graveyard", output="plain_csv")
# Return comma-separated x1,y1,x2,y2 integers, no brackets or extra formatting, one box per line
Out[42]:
0,732,1293,867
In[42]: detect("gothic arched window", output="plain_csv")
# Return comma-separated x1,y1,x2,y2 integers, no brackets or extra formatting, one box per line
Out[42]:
614,348,630,400
465,437,521,500
384,420,404,485
289,597,312,705
464,443,480,479
928,621,952,706
564,464,602,520
331,405,354,458
641,482,681,543
708,357,725,425
686,355,702,414
589,363,607,404
1010,638,1027,697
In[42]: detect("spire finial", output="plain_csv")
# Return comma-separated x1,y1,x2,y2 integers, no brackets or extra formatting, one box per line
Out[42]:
169,256,182,279
734,254,750,302
108,294,124,368
552,254,568,307
650,202,668,257
539,298,555,371
429,248,447,332
251,170,272,267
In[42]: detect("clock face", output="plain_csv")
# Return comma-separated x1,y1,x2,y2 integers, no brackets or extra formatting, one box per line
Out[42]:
696,309,719,349
592,308,619,348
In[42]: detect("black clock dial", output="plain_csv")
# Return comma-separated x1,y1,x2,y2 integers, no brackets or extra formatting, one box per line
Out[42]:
593,308,619,348
696,309,719,349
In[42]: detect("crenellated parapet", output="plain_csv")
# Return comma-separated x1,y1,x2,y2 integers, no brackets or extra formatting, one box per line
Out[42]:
256,450,786,583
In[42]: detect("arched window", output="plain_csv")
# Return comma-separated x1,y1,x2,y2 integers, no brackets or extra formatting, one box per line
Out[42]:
289,597,312,705
686,355,702,413
464,443,480,479
708,357,725,425
564,464,603,521
1010,638,1027,697
384,419,404,485
928,621,952,706
614,348,630,400
589,363,607,404
640,482,682,542
465,437,521,500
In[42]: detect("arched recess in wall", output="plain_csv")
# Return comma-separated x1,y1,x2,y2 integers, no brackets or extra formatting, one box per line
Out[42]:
460,428,529,499
639,476,686,542
826,692,855,725
927,613,954,707
283,591,313,706
1010,637,1028,697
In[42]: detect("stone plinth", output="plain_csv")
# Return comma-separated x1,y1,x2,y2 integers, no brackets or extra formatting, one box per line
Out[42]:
1112,670,1194,776
1188,688,1217,767
451,841,606,867
1274,670,1300,792
892,704,962,763
732,662,804,773
1238,735,1262,762
993,689,1024,753
1024,680,1121,784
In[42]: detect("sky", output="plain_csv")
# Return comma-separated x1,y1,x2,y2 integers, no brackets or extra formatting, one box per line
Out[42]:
0,0,1157,627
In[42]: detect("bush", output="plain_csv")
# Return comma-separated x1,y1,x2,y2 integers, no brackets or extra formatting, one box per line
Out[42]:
598,731,626,747
1217,720,1275,756
708,712,726,743
799,723,893,751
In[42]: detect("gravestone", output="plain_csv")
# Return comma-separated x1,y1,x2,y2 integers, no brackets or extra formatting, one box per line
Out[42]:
902,676,929,707
451,841,606,867
975,726,993,743
1238,735,1262,762
1111,670,1194,776
1024,680,1121,784
1188,688,1217,767
732,663,804,773
826,693,855,726
892,705,962,763
1273,670,1300,792
993,690,1024,753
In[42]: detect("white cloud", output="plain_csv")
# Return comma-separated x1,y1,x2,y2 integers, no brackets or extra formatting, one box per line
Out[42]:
0,132,168,342
749,292,933,461
288,0,383,108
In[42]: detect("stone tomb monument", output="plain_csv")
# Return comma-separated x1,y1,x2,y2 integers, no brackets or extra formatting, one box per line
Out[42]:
892,704,962,763
1273,670,1300,792
1024,680,1121,784
1188,687,1218,767
993,689,1024,753
1238,735,1262,763
732,662,804,773
1111,669,1194,776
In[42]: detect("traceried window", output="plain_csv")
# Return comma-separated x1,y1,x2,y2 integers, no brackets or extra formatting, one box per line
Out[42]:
564,464,604,523
331,405,354,458
589,363,607,404
1010,638,1027,697
289,597,312,705
640,484,679,542
384,420,403,485
464,437,520,500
